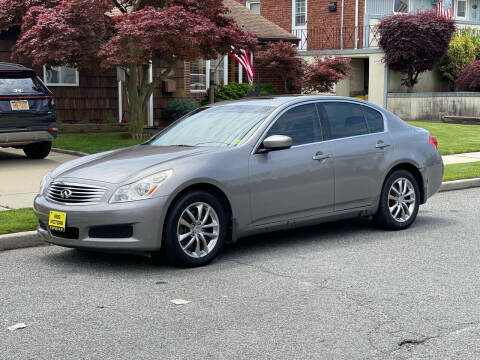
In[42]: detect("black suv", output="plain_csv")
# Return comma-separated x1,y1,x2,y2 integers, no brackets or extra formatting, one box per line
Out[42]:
0,62,57,159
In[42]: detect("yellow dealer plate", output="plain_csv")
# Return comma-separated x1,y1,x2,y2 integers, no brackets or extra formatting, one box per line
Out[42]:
10,100,29,110
48,211,66,232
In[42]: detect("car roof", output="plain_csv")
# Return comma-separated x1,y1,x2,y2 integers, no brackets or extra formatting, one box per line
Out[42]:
0,62,35,73
208,95,378,109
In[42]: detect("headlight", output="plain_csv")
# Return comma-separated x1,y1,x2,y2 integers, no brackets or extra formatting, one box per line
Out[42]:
39,173,51,195
110,170,173,203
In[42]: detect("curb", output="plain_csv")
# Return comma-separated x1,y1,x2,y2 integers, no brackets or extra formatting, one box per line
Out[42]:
51,148,87,157
1,178,479,252
0,231,46,252
439,178,480,192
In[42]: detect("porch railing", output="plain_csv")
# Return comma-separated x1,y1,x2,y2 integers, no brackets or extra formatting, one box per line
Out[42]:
292,25,381,51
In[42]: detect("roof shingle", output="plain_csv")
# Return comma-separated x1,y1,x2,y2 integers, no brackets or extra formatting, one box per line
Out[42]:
223,0,298,42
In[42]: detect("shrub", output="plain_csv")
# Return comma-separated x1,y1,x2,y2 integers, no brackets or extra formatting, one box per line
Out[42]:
303,57,351,93
256,41,305,93
163,99,199,121
440,32,477,87
201,82,276,105
378,11,455,90
455,60,480,91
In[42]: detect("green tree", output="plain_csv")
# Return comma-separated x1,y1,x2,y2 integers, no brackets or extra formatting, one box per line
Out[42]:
440,32,477,88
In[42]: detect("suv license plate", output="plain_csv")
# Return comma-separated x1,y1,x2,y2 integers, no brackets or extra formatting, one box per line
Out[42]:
10,100,30,111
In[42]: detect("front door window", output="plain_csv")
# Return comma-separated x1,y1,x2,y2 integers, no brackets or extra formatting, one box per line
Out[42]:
294,0,307,27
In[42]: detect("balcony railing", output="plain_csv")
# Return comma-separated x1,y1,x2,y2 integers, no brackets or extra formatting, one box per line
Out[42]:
292,25,381,51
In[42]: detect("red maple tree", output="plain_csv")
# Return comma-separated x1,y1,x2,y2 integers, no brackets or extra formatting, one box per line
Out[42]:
455,60,480,91
378,11,455,91
257,41,350,94
257,41,305,93
303,57,351,93
0,0,257,134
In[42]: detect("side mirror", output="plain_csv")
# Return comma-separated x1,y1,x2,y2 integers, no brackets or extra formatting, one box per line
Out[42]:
262,135,292,151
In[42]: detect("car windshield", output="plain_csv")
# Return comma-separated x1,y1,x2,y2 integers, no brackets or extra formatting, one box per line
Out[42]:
0,74,45,95
149,104,275,147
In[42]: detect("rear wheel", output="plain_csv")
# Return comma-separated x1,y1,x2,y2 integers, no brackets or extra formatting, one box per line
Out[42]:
374,169,420,230
162,190,229,267
23,141,52,159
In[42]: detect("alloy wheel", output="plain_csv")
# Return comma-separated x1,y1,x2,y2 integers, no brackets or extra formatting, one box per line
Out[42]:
177,202,220,258
388,178,416,223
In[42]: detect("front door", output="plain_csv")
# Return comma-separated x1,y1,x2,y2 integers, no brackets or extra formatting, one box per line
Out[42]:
292,0,308,50
317,101,392,211
249,103,334,226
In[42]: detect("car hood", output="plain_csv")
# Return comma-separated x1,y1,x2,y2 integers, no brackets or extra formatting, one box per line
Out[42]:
51,145,219,184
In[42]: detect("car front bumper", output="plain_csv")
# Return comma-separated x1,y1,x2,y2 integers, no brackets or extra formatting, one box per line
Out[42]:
34,194,168,253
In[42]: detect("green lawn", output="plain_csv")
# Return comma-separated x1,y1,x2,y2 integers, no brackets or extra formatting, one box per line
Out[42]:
0,208,37,235
443,161,480,182
407,121,480,155
53,133,145,154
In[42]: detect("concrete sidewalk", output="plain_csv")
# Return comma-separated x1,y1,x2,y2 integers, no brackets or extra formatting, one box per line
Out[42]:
442,151,480,165
0,148,78,210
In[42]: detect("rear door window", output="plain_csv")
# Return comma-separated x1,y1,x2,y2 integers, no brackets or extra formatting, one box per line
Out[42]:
320,102,369,140
362,106,384,133
0,74,45,96
265,104,322,146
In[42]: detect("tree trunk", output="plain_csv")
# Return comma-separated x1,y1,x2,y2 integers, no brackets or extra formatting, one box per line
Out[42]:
125,64,146,136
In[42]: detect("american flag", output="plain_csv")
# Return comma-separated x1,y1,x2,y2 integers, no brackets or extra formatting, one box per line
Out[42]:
436,0,453,19
232,49,255,85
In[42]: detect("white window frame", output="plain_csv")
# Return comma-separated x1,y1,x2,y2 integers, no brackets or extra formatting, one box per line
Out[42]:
246,0,261,13
455,0,468,20
292,0,308,28
393,0,410,14
43,65,79,87
190,56,229,93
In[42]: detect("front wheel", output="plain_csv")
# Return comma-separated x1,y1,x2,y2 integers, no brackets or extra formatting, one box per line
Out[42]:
162,190,229,267
374,169,420,230
23,141,52,159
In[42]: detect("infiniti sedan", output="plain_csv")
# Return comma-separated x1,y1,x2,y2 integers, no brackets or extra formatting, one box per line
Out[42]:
34,96,443,267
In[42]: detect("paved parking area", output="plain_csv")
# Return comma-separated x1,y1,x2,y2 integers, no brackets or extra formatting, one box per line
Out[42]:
1,188,479,359
0,148,78,210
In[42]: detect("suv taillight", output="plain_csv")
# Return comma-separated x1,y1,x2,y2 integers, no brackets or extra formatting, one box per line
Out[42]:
429,135,438,150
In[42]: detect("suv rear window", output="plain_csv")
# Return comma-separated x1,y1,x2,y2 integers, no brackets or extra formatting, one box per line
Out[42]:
0,74,45,96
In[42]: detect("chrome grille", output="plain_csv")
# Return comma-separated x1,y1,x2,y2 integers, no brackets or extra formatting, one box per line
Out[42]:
46,182,107,205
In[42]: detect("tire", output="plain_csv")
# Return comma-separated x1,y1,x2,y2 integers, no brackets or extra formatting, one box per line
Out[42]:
162,190,229,267
23,141,52,159
374,169,420,230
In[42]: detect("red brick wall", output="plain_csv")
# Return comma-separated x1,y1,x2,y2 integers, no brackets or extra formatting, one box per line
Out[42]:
256,0,365,50
260,0,292,32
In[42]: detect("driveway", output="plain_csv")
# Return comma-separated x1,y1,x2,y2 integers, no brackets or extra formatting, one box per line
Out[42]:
1,188,479,359
0,148,78,210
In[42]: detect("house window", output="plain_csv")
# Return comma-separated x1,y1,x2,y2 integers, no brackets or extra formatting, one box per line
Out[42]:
190,59,207,92
294,0,307,27
44,65,79,86
190,56,228,93
393,0,409,13
246,0,261,14
455,0,467,19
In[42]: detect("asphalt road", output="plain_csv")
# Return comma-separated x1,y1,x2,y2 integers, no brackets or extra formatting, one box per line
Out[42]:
1,188,480,360
0,148,77,210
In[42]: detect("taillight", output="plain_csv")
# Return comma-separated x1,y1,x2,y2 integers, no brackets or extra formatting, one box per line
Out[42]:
48,127,58,132
429,135,438,150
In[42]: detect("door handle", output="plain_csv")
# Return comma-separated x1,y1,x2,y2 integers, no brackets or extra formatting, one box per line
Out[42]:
376,141,391,149
313,152,330,161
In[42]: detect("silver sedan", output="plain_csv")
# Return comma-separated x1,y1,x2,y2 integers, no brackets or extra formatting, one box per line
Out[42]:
34,96,443,267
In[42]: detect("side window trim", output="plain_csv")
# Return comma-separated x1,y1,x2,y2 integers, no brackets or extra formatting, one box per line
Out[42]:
361,104,385,134
253,101,324,153
315,100,388,141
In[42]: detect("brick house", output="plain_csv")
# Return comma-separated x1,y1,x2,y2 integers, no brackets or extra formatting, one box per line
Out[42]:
235,0,480,118
0,0,297,127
